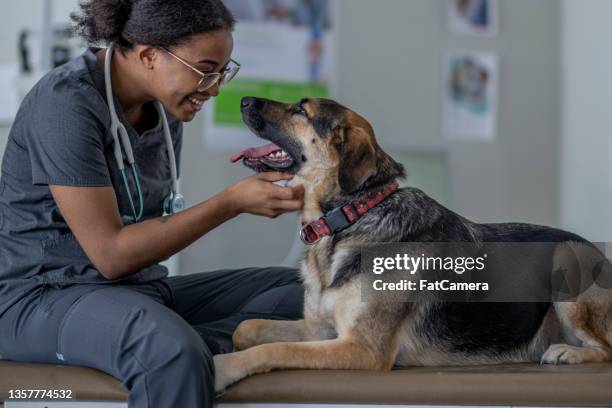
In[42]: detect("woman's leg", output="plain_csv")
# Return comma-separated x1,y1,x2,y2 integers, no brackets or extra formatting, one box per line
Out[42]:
0,282,216,408
162,267,304,353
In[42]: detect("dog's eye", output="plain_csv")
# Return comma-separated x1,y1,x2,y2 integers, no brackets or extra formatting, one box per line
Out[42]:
293,103,307,117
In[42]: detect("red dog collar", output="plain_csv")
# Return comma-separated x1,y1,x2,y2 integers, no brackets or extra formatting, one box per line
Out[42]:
300,180,400,245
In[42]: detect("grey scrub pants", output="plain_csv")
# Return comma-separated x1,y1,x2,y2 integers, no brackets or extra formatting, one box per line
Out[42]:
0,267,303,408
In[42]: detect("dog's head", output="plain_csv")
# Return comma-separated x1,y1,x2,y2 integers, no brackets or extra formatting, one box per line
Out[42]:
232,97,405,207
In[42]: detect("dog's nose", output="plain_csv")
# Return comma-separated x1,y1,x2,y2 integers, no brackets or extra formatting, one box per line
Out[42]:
241,97,255,109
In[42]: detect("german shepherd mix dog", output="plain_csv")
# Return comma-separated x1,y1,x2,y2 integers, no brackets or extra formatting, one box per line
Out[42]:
215,97,612,393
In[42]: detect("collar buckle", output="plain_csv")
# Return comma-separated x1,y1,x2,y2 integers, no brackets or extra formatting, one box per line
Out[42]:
300,225,321,245
324,206,352,233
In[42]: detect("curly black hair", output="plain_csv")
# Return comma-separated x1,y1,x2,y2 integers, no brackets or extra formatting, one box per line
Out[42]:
71,0,235,49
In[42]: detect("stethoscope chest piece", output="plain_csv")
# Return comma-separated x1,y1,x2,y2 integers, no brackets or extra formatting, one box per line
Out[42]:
163,192,185,215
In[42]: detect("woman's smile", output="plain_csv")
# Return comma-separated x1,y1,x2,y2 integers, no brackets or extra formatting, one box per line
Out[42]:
183,94,209,114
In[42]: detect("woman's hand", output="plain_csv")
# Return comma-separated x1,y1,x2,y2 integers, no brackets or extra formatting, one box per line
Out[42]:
223,172,305,218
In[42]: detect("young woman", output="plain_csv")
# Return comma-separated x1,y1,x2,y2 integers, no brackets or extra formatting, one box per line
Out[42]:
0,1,304,407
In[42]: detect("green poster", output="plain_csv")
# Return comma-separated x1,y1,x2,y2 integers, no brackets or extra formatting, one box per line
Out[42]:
213,78,329,127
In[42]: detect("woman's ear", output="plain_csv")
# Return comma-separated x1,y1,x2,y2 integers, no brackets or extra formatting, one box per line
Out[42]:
136,45,158,70
335,125,377,194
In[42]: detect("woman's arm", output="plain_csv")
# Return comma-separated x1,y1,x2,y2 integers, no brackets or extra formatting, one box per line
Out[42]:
50,171,303,280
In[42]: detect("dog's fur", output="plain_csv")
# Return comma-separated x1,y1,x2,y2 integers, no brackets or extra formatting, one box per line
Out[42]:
214,97,612,393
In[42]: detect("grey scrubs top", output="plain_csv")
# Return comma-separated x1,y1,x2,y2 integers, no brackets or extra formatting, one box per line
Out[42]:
0,47,183,317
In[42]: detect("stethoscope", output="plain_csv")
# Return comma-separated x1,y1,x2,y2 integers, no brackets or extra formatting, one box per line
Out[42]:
104,43,185,223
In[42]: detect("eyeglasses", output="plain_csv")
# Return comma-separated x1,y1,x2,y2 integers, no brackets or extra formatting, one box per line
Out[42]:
161,47,241,92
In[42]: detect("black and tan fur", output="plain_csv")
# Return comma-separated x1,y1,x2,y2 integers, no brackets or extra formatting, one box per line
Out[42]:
213,97,612,393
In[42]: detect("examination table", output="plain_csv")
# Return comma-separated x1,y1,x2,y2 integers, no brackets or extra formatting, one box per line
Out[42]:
1,359,612,407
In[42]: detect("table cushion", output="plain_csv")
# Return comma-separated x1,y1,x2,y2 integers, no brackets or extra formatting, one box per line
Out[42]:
2,359,612,406
221,363,612,406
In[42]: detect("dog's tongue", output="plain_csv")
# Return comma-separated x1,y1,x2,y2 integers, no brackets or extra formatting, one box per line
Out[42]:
230,143,281,163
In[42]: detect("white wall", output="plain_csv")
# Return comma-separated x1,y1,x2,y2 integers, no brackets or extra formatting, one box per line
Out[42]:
560,0,612,242
334,0,560,227
0,0,79,64
0,0,80,159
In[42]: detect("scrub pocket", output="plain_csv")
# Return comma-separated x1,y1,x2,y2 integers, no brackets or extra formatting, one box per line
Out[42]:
34,282,86,315
40,233,89,264
38,233,107,286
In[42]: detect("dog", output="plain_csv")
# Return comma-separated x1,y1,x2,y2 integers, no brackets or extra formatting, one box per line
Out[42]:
215,96,612,393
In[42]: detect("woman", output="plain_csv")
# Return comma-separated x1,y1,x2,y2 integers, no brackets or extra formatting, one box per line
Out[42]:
0,1,305,407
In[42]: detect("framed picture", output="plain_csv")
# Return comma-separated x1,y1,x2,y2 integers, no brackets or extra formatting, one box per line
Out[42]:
443,50,498,141
447,0,499,37
205,0,337,151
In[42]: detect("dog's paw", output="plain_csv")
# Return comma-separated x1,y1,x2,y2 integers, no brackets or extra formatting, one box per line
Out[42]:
213,352,247,394
540,344,609,364
233,319,265,351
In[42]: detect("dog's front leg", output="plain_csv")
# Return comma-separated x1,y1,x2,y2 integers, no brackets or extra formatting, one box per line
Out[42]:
214,337,394,393
233,318,335,350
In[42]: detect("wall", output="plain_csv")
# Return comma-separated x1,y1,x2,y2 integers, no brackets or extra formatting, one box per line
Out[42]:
0,0,80,158
559,0,612,243
335,0,560,224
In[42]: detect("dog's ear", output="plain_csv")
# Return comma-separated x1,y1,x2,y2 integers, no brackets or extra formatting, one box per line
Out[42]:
334,125,377,194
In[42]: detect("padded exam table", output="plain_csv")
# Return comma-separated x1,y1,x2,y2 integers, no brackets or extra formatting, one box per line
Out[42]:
1,359,611,407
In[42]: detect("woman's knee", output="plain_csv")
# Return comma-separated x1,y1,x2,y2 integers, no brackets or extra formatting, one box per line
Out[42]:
118,304,213,370
119,313,216,404
168,327,213,367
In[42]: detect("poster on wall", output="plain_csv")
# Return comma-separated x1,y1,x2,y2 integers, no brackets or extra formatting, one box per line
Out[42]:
443,50,498,141
447,0,498,37
204,0,336,151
